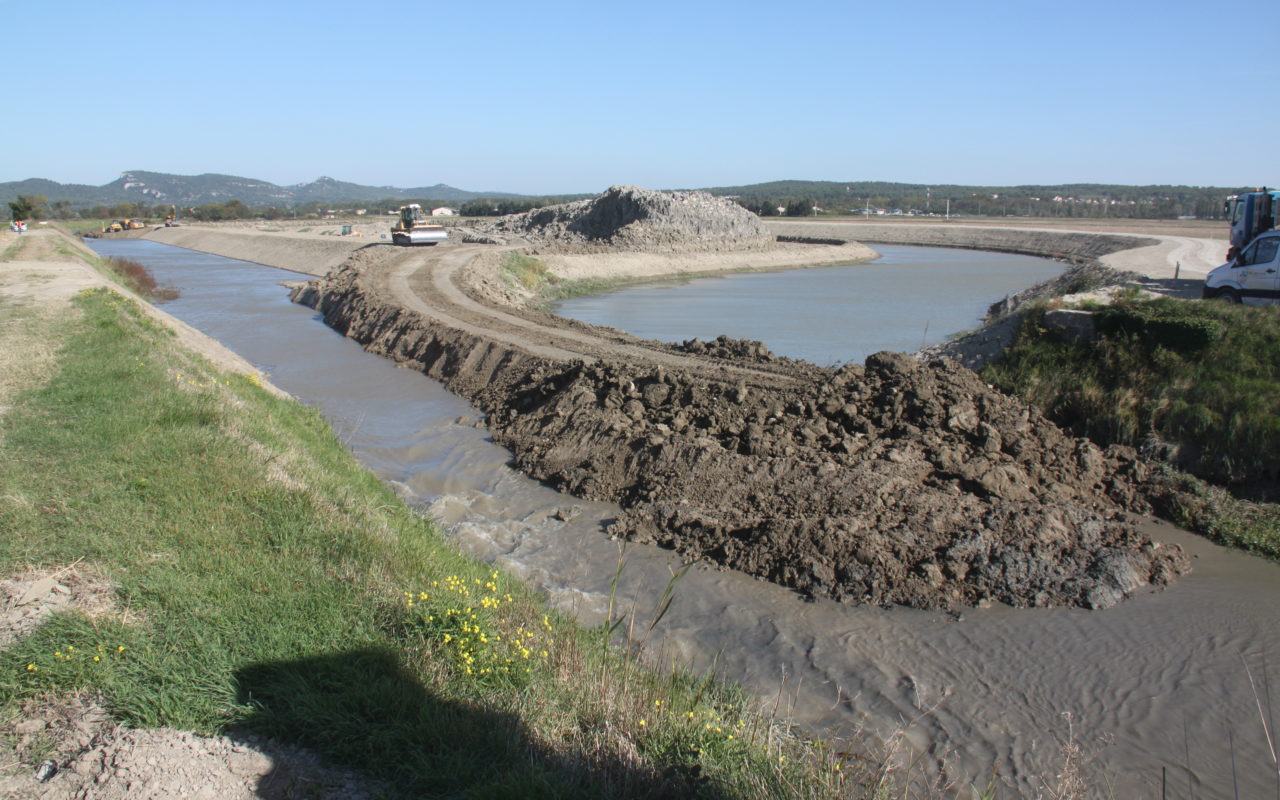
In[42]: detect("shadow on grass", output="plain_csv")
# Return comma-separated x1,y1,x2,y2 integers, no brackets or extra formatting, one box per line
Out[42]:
234,648,735,800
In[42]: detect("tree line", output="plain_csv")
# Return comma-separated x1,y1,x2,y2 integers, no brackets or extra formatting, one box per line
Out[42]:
6,185,1241,224
712,181,1236,220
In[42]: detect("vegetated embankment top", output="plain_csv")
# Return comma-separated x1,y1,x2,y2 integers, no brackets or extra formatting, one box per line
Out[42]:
485,185,775,252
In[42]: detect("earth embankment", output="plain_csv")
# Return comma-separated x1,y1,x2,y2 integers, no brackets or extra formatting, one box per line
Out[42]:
140,226,368,276
293,242,1189,610
766,220,1157,264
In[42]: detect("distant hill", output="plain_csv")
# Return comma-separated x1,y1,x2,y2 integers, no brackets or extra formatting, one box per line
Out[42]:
0,172,1249,220
0,170,527,209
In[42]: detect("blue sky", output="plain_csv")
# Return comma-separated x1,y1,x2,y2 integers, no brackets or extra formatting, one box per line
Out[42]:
7,0,1274,194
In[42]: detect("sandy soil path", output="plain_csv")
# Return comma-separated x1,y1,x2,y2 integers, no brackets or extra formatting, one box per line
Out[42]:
1096,233,1225,278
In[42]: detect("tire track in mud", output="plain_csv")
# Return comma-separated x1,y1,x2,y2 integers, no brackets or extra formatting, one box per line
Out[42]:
296,242,1190,611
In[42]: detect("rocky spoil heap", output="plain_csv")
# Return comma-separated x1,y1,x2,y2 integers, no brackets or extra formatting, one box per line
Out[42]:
480,347,1188,610
486,185,774,252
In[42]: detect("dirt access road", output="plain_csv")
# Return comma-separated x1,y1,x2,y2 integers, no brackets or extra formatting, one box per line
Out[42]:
376,243,812,387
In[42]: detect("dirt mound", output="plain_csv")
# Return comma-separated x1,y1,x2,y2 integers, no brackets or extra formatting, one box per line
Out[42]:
0,715,377,799
474,349,1187,610
485,185,773,252
2,569,117,649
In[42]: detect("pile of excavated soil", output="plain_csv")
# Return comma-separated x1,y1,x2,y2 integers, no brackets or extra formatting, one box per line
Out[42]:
477,347,1186,610
484,185,774,252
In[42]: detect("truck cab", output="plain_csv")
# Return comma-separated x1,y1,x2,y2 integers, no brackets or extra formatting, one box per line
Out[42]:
1203,230,1280,304
1225,189,1278,260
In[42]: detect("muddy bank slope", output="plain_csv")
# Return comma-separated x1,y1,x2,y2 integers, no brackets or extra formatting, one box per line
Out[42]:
295,237,1188,610
140,226,370,276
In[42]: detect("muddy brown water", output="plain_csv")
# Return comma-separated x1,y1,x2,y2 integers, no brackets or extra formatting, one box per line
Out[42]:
88,238,1280,798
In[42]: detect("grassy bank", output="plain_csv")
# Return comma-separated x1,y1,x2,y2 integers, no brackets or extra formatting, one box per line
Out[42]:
983,294,1280,560
0,282,892,797
500,251,631,306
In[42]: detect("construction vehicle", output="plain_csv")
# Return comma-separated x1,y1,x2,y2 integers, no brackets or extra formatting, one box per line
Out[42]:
165,205,179,227
104,220,124,233
1223,188,1278,261
391,204,448,246
125,218,146,230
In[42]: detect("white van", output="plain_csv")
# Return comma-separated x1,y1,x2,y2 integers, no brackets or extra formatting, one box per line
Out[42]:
1203,230,1280,304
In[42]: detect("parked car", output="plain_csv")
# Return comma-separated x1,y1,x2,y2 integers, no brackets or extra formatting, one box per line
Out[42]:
1203,230,1280,305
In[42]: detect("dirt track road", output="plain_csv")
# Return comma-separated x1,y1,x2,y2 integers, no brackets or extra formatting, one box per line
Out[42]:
365,242,811,389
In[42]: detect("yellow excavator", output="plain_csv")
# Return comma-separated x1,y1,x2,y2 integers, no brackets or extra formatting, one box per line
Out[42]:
391,204,448,246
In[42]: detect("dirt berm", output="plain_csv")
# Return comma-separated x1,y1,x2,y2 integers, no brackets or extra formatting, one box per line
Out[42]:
766,221,1156,264
291,189,1188,610
140,226,367,276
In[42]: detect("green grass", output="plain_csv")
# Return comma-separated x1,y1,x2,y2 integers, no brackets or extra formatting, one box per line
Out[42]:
983,295,1280,560
58,219,115,233
1145,467,1280,560
499,252,679,311
500,252,559,291
985,296,1280,486
0,286,881,798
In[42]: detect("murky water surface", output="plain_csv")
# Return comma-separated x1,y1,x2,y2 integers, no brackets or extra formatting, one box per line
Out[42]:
551,246,1062,365
88,239,1280,798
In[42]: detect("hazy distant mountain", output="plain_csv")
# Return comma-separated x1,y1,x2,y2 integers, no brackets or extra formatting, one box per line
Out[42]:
0,171,526,208
0,171,1243,219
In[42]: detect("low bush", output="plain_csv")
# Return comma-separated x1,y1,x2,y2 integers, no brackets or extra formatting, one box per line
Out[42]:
104,257,179,300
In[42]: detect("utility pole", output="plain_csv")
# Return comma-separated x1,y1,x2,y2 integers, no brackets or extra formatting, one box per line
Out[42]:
945,198,950,220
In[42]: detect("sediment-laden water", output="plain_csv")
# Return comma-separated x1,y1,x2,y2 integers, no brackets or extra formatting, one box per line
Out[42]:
550,245,1063,366
88,238,1280,798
